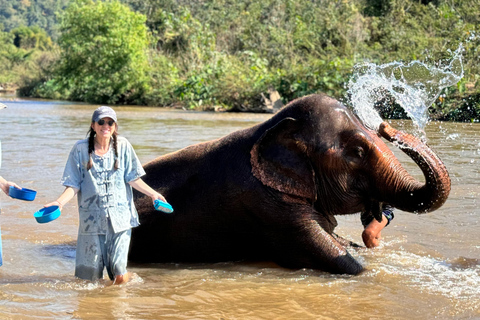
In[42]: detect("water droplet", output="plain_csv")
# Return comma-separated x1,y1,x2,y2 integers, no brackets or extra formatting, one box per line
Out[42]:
446,133,460,140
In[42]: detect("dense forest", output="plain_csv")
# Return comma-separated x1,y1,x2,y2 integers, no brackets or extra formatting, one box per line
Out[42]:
1,0,479,121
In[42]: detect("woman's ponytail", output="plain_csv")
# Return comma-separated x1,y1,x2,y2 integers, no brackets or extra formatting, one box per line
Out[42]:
86,128,95,171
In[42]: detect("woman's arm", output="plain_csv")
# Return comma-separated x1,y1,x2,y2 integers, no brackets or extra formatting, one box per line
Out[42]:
129,178,166,203
0,175,20,195
44,186,79,209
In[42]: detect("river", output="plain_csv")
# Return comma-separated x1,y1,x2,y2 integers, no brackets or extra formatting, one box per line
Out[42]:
0,98,478,319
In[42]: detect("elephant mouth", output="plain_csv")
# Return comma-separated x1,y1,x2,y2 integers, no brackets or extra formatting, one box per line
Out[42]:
312,189,366,218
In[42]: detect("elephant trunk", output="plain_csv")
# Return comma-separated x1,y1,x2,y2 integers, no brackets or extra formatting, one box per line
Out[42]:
377,122,451,213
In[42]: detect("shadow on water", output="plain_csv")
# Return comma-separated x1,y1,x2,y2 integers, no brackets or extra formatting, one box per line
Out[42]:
129,259,357,284
444,256,480,270
41,241,76,260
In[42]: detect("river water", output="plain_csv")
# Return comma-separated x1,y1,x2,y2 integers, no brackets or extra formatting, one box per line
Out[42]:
0,98,478,319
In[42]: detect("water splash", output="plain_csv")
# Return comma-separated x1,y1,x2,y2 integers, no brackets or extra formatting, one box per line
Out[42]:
348,45,464,137
380,251,480,304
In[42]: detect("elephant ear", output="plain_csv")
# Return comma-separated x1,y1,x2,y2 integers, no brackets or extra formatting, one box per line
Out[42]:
251,117,316,200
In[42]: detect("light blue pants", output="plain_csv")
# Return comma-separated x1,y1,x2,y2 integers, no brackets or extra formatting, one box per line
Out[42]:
74,219,131,281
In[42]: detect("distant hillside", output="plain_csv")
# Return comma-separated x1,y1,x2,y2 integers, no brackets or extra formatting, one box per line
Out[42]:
0,0,70,38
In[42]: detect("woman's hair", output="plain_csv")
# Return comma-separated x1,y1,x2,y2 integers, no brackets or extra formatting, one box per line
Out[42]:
86,124,119,171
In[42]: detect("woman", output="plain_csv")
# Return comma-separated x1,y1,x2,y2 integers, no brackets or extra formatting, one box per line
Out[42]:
45,106,166,284
1,103,22,267
0,175,20,268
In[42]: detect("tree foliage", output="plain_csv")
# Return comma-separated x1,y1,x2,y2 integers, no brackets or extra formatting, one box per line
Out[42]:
48,0,150,104
0,24,52,87
0,0,69,39
11,25,53,50
2,0,480,120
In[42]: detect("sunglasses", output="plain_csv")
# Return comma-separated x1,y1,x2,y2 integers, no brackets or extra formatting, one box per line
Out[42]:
97,119,115,126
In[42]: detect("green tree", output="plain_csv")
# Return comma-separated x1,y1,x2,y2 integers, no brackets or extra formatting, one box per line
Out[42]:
11,25,53,50
53,0,150,104
0,23,13,45
0,24,33,69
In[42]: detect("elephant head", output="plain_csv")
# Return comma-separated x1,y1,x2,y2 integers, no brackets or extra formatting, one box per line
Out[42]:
251,93,450,228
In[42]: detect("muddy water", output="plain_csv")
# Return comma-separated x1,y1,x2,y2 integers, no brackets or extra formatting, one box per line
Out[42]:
0,98,478,319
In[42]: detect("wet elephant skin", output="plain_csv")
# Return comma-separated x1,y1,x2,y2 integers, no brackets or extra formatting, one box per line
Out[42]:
130,94,450,275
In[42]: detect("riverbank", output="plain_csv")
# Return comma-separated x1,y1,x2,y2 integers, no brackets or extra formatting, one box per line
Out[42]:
9,81,480,122
0,84,17,95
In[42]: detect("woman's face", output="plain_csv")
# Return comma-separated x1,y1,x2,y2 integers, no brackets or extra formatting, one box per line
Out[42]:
92,117,116,140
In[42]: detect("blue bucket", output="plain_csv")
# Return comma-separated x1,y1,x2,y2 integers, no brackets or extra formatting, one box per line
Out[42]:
9,186,37,201
34,206,61,223
154,200,174,213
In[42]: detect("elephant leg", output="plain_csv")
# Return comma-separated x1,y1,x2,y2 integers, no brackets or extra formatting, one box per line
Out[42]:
332,233,362,248
316,211,361,247
272,220,364,275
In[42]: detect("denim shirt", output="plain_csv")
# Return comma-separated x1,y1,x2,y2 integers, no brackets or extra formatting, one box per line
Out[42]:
62,136,145,235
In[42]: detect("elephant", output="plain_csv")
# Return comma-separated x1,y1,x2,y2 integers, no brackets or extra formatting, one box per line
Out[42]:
129,94,450,275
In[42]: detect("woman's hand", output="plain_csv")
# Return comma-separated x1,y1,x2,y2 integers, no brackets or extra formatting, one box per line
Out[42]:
0,178,21,196
150,192,167,204
43,187,77,210
44,200,64,210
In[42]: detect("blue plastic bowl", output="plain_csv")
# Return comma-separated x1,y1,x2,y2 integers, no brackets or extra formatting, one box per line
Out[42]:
9,186,37,201
154,200,174,213
34,206,61,223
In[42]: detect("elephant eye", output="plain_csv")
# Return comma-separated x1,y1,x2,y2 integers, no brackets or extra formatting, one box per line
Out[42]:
355,146,365,158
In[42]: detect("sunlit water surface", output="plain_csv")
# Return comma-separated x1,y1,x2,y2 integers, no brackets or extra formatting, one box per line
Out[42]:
0,98,478,319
